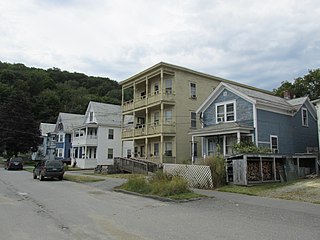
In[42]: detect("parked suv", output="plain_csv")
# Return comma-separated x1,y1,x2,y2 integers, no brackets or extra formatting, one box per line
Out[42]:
33,160,64,181
5,157,23,170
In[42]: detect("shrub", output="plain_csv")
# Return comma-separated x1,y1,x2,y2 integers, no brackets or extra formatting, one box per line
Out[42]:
233,142,271,154
121,171,191,197
203,155,226,188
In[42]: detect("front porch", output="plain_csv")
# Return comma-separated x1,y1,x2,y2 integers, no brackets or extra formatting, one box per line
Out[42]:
190,122,255,161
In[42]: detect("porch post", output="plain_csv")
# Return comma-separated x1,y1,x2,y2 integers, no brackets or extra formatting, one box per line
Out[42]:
237,131,241,143
191,136,195,164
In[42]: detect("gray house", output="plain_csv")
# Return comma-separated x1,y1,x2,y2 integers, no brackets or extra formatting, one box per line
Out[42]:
190,82,318,160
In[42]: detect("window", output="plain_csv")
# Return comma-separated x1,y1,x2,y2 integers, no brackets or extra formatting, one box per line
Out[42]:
154,82,159,94
165,142,172,156
164,110,172,123
154,143,159,156
191,112,197,128
191,142,198,157
89,112,94,122
154,112,160,125
57,148,64,158
108,129,114,139
270,135,278,153
302,108,308,127
165,79,172,94
107,148,113,159
127,149,132,158
58,134,64,142
190,83,197,98
216,101,236,123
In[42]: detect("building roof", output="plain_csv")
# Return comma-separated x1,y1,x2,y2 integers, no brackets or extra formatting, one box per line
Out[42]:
197,82,313,116
55,113,84,133
40,123,56,137
85,101,121,126
189,122,254,137
120,62,272,95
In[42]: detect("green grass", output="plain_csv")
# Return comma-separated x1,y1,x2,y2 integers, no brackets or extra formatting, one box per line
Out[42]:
63,174,106,183
118,173,205,201
84,173,142,179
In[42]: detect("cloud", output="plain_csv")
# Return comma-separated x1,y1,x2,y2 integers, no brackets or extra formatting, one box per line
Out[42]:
0,0,319,90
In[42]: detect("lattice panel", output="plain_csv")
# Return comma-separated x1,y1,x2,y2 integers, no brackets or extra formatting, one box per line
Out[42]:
163,164,213,189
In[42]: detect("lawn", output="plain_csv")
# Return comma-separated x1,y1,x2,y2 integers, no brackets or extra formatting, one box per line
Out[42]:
218,178,320,204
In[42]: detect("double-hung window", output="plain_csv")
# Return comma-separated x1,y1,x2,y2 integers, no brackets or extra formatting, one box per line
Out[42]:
165,79,173,94
216,101,236,123
302,108,308,127
107,148,113,159
108,129,114,139
191,112,197,128
154,112,160,125
270,135,278,153
190,83,197,98
164,110,172,123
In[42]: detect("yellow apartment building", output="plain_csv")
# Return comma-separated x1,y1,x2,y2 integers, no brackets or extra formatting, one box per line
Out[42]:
120,62,253,163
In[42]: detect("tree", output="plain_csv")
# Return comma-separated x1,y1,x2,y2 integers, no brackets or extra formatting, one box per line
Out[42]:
274,69,320,100
0,91,40,157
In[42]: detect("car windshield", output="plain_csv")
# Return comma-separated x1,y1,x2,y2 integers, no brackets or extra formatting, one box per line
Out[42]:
11,158,22,163
46,161,63,167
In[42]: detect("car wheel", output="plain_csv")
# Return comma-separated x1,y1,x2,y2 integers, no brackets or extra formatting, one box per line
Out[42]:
39,175,44,181
58,176,63,181
33,173,37,179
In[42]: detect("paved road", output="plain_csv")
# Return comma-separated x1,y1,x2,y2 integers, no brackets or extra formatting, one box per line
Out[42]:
0,168,319,240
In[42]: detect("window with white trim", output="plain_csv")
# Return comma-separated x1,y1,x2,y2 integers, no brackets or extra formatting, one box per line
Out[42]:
58,134,64,142
107,148,113,159
164,110,172,123
57,148,64,158
302,108,308,127
270,135,278,153
154,143,159,156
190,83,197,98
89,111,94,122
191,112,197,128
165,142,172,156
108,129,114,139
216,101,236,123
153,112,160,125
165,79,172,94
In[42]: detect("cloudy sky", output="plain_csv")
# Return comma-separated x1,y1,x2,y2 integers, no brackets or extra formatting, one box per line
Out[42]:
1,0,319,90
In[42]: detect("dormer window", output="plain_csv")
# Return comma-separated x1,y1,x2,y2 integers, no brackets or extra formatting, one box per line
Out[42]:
89,112,94,122
216,101,236,123
302,108,308,127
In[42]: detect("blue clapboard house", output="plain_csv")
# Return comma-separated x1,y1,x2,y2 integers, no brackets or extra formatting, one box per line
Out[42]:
190,82,318,160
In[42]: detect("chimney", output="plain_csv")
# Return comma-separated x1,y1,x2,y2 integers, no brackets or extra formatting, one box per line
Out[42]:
283,90,291,100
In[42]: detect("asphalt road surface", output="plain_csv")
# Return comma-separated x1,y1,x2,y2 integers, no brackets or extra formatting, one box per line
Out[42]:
0,168,319,240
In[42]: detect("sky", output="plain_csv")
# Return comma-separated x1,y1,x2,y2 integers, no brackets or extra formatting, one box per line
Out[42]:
0,0,319,90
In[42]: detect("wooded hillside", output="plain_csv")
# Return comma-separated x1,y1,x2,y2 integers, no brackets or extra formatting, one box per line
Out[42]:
0,61,121,123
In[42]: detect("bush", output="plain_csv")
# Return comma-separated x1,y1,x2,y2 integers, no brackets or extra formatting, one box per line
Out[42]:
233,142,271,154
121,172,191,197
203,155,226,188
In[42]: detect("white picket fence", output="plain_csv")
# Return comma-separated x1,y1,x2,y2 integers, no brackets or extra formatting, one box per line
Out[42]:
163,164,213,189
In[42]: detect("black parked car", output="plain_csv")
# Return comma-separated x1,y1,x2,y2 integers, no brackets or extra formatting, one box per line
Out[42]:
5,157,23,170
33,160,64,181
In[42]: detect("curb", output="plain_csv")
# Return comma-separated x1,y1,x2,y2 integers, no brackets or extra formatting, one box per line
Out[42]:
113,189,210,203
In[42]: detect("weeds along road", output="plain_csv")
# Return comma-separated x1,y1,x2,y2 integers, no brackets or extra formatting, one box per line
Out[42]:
0,168,320,240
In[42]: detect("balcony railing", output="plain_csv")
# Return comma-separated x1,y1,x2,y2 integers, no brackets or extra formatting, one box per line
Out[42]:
73,135,98,146
122,90,175,112
122,122,176,139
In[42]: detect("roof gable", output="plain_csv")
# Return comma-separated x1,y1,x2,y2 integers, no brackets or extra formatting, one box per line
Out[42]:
55,112,84,133
84,101,121,126
196,82,256,114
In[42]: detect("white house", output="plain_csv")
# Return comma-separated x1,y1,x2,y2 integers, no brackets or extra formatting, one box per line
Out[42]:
72,101,133,169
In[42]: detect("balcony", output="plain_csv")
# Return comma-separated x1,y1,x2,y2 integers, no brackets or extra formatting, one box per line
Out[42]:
122,90,175,112
122,128,134,138
73,135,98,146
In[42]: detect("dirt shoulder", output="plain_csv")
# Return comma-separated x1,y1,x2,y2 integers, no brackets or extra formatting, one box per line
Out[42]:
261,178,320,204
